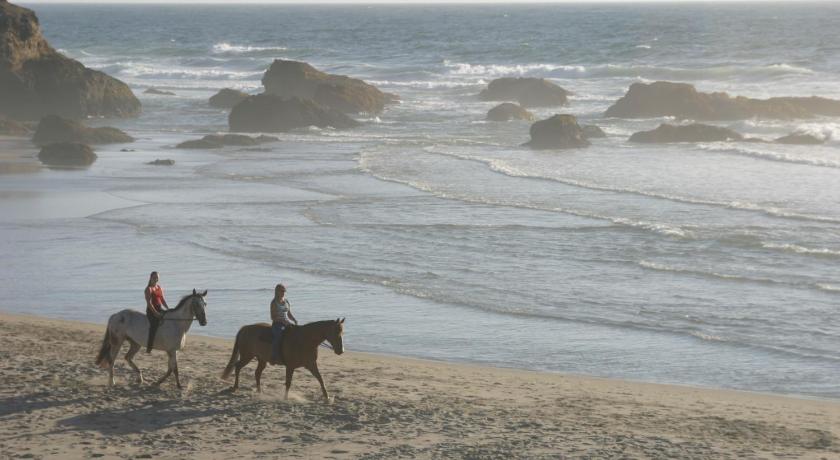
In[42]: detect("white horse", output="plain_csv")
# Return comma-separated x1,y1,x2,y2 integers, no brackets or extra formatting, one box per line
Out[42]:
95,289,208,388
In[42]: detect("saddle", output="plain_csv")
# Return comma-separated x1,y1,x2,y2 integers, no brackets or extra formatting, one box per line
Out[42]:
259,324,296,365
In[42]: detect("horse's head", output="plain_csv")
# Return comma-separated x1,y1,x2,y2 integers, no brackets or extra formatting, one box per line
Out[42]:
325,318,345,355
190,289,208,326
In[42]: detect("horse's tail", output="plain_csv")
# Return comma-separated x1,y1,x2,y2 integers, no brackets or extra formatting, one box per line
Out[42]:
95,327,112,368
221,328,242,380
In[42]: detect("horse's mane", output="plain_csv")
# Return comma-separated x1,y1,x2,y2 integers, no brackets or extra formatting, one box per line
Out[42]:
168,293,197,313
299,320,338,330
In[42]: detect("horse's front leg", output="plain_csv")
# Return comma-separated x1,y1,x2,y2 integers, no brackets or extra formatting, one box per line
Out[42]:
172,351,182,389
155,350,175,387
306,363,330,403
284,367,295,400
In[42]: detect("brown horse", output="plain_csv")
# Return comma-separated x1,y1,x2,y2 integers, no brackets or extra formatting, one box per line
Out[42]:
221,318,344,401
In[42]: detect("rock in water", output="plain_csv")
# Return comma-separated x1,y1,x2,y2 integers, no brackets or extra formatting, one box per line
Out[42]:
629,123,743,143
176,133,280,149
775,133,826,145
479,78,570,107
0,116,29,135
605,81,840,120
486,103,535,121
526,114,590,149
175,138,224,149
209,88,249,109
0,1,141,120
147,159,175,166
581,125,607,139
38,142,96,167
32,115,134,145
261,60,397,114
229,95,360,132
143,88,175,96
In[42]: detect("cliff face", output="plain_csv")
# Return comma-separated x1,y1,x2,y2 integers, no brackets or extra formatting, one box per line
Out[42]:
0,0,141,120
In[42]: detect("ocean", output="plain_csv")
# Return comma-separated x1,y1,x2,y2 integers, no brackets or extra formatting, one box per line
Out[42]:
2,2,839,398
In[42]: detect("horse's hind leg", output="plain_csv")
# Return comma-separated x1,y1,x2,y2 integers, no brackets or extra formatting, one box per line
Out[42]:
306,363,330,402
254,360,267,393
284,367,295,400
125,340,144,384
107,335,124,387
232,354,253,392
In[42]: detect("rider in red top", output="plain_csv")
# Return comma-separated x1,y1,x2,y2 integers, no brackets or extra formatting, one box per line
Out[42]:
145,271,169,353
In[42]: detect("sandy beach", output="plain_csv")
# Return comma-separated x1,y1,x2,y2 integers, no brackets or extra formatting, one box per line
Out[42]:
0,311,837,459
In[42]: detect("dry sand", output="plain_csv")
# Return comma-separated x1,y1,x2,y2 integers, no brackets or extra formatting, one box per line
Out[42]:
0,311,838,459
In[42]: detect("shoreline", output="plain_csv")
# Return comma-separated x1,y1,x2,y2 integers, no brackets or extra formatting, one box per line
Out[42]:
6,310,834,404
4,310,837,405
1,310,838,458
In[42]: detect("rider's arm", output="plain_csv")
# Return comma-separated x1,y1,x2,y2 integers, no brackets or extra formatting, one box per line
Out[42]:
287,304,298,325
161,292,169,310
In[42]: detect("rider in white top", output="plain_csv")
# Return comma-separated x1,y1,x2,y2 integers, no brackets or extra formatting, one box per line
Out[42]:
270,283,297,363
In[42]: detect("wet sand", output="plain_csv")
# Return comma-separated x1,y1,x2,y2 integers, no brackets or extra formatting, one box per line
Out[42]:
1,311,838,459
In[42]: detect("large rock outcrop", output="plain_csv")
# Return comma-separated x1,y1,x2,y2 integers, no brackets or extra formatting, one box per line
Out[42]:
32,115,133,145
0,1,141,120
209,88,249,109
479,78,570,107
261,60,397,114
629,123,744,143
486,103,534,122
38,142,96,167
526,114,590,150
229,95,360,133
605,81,840,121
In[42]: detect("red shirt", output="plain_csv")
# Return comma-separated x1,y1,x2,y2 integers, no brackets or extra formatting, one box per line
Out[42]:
147,285,165,311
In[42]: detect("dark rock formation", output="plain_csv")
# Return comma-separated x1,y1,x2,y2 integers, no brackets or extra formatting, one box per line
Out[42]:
0,1,141,120
486,103,534,122
144,88,175,96
605,81,840,121
479,78,570,108
261,60,397,114
175,138,223,149
775,133,826,145
526,114,590,150
38,142,96,167
32,115,133,145
582,125,607,139
209,88,249,109
147,159,175,166
629,123,743,143
176,133,280,149
229,94,360,133
0,116,29,135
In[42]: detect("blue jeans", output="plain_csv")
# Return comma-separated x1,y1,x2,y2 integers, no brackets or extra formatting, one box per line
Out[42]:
271,321,285,362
